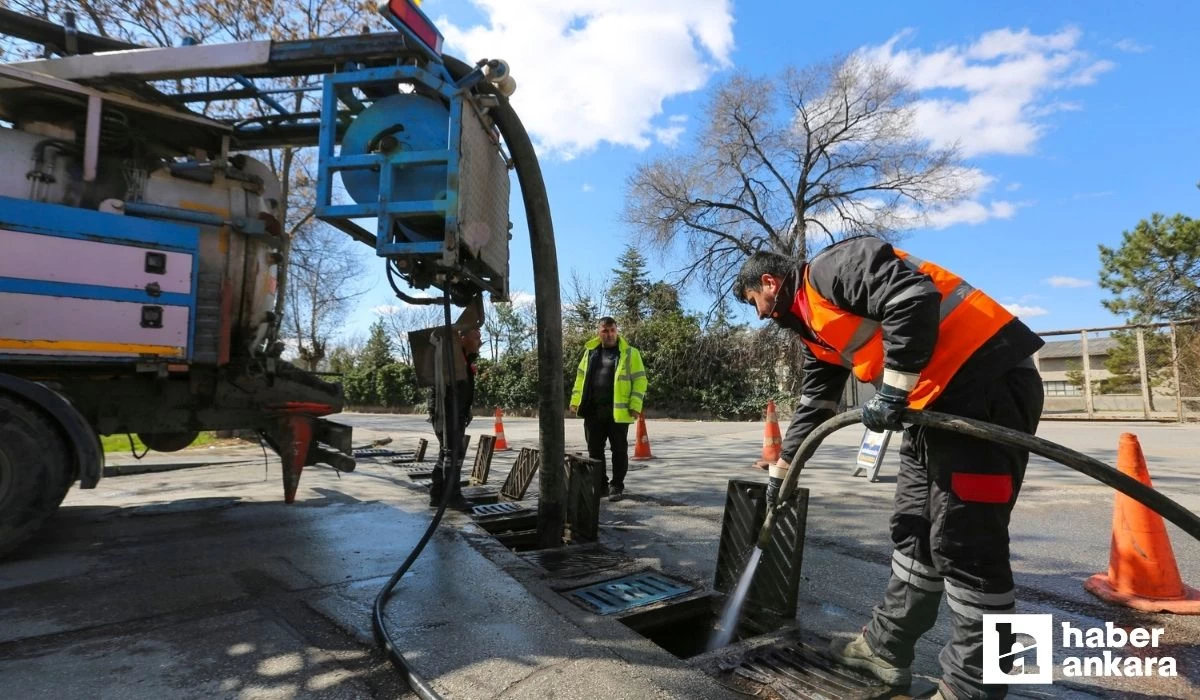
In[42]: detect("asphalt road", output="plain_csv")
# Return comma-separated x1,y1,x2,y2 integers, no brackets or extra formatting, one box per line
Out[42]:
1,412,1197,699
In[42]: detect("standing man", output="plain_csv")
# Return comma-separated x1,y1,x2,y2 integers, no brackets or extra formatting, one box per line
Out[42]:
734,237,1044,700
426,313,483,511
569,317,648,501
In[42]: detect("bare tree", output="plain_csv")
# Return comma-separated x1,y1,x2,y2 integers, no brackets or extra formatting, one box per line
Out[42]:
624,54,969,298
285,224,367,370
375,303,442,364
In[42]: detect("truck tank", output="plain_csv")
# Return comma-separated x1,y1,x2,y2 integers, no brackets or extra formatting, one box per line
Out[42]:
0,117,282,364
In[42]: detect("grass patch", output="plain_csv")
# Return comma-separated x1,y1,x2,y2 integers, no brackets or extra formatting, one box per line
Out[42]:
100,431,217,453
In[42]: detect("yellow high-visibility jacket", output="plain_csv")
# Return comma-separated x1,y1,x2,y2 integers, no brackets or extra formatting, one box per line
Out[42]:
570,336,647,423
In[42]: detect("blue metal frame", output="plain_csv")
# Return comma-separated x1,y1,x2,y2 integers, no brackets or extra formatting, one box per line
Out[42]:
314,64,464,261
0,196,201,252
0,196,200,359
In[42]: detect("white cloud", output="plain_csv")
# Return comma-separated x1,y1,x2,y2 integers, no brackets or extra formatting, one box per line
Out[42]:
506,291,536,306
1005,182,1022,191
1003,303,1049,318
1045,276,1092,288
1115,38,1151,54
654,124,686,146
373,304,403,315
440,1,734,159
1072,190,1114,200
860,26,1114,157
581,183,594,192
924,199,1021,229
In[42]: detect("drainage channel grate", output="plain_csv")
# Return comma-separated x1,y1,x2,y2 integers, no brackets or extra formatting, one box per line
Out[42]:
353,447,399,458
566,572,693,615
520,545,629,579
722,640,890,700
472,502,528,517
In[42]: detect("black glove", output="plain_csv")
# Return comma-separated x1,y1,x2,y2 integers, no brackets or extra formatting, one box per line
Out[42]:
765,476,784,508
861,383,910,432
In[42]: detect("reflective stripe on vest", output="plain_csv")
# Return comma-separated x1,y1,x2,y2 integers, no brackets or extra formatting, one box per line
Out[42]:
792,248,1015,409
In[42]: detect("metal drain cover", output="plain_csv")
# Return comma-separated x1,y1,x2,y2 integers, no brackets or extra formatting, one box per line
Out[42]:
472,502,528,517
353,448,411,458
520,545,630,578
566,572,693,614
723,640,891,699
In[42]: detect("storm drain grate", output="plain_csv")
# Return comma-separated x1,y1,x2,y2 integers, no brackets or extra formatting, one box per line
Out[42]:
520,545,630,578
389,439,429,464
566,572,693,615
353,448,409,458
723,640,889,700
472,502,528,517
500,447,540,500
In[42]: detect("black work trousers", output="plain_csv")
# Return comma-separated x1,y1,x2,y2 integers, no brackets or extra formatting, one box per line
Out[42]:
583,411,630,490
864,364,1043,700
430,383,472,497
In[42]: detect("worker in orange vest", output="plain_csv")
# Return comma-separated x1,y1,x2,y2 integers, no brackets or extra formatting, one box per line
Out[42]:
734,237,1044,700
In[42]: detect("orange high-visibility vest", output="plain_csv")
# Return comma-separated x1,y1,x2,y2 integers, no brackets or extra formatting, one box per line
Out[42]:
793,249,1014,409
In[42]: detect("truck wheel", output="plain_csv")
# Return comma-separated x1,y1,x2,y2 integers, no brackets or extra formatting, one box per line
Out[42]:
0,394,72,557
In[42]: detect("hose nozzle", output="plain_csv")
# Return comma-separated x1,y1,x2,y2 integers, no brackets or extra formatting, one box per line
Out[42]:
757,508,777,550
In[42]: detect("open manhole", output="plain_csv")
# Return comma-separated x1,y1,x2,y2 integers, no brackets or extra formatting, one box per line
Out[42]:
493,528,542,551
566,572,693,615
519,544,630,579
620,592,746,659
718,638,897,699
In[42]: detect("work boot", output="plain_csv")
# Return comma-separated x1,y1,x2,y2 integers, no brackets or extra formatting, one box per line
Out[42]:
833,633,911,687
444,490,473,512
609,486,625,502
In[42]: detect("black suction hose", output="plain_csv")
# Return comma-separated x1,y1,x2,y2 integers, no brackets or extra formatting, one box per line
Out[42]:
371,294,459,700
371,57,564,699
760,409,1200,549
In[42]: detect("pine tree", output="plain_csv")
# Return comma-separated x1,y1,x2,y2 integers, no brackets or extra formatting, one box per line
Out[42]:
361,319,396,371
606,245,651,328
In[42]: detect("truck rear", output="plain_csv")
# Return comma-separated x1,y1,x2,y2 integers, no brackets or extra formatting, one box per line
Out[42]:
0,30,354,556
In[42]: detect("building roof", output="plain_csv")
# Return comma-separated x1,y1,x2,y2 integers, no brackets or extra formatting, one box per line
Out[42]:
1038,336,1119,359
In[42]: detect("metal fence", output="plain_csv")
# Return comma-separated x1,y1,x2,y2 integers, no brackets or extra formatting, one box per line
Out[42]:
1035,320,1200,422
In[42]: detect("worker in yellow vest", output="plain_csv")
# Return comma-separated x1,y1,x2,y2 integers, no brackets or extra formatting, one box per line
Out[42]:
569,317,648,501
734,236,1044,700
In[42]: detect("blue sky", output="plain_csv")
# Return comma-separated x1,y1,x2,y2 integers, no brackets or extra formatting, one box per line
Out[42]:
345,0,1200,340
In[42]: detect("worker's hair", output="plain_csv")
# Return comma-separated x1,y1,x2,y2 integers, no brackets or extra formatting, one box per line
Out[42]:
597,316,617,328
733,251,797,303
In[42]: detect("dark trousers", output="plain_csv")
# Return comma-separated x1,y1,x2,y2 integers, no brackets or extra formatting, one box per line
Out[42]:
865,365,1043,700
430,386,472,497
583,412,630,489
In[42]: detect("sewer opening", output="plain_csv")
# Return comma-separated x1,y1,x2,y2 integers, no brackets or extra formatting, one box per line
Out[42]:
618,593,785,660
492,527,543,551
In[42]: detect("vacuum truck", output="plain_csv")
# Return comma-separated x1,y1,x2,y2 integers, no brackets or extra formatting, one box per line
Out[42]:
0,11,367,556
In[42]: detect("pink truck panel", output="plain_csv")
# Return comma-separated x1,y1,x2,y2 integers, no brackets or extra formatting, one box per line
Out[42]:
0,227,193,293
0,292,188,357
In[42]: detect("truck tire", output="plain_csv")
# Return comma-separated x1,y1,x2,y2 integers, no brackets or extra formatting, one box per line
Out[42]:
0,393,73,557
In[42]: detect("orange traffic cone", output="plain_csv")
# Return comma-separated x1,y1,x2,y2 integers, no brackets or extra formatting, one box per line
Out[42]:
493,407,510,451
1083,433,1200,613
631,413,655,460
761,400,782,463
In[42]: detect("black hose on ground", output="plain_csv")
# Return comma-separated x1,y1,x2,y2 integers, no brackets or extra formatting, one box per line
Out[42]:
761,408,1200,550
371,294,460,700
